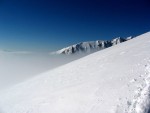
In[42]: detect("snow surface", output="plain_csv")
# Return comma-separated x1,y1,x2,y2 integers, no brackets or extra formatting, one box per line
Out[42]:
0,32,150,113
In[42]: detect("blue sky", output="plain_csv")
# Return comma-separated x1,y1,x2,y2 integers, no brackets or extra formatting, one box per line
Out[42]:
0,0,149,52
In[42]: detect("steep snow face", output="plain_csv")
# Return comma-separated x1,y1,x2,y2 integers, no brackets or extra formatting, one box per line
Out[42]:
52,37,130,55
0,32,150,113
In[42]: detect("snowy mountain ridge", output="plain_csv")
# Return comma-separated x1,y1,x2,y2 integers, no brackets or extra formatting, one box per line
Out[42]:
52,36,133,55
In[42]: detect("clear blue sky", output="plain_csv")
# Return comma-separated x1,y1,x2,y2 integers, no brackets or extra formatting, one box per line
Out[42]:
0,0,149,52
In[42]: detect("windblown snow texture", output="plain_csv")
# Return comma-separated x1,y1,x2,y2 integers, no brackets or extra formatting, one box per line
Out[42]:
0,32,149,113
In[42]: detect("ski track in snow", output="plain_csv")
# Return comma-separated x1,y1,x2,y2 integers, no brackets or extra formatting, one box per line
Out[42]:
112,58,150,113
128,60,150,113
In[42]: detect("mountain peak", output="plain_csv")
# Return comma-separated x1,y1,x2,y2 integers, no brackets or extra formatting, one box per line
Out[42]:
52,36,133,55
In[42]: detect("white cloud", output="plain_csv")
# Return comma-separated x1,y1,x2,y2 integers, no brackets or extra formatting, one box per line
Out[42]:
0,49,32,55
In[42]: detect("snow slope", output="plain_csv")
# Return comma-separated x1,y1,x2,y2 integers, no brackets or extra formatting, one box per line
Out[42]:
0,32,150,113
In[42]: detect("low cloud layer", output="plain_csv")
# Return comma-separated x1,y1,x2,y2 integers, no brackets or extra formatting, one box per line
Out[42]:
0,50,84,90
0,49,32,55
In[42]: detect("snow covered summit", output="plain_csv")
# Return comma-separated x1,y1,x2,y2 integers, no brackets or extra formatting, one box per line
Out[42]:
52,37,132,55
0,32,150,113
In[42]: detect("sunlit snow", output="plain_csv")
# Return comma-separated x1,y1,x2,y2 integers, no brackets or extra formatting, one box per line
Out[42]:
0,32,150,113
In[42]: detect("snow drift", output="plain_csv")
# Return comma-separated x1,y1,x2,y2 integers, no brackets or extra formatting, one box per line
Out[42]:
0,32,150,113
